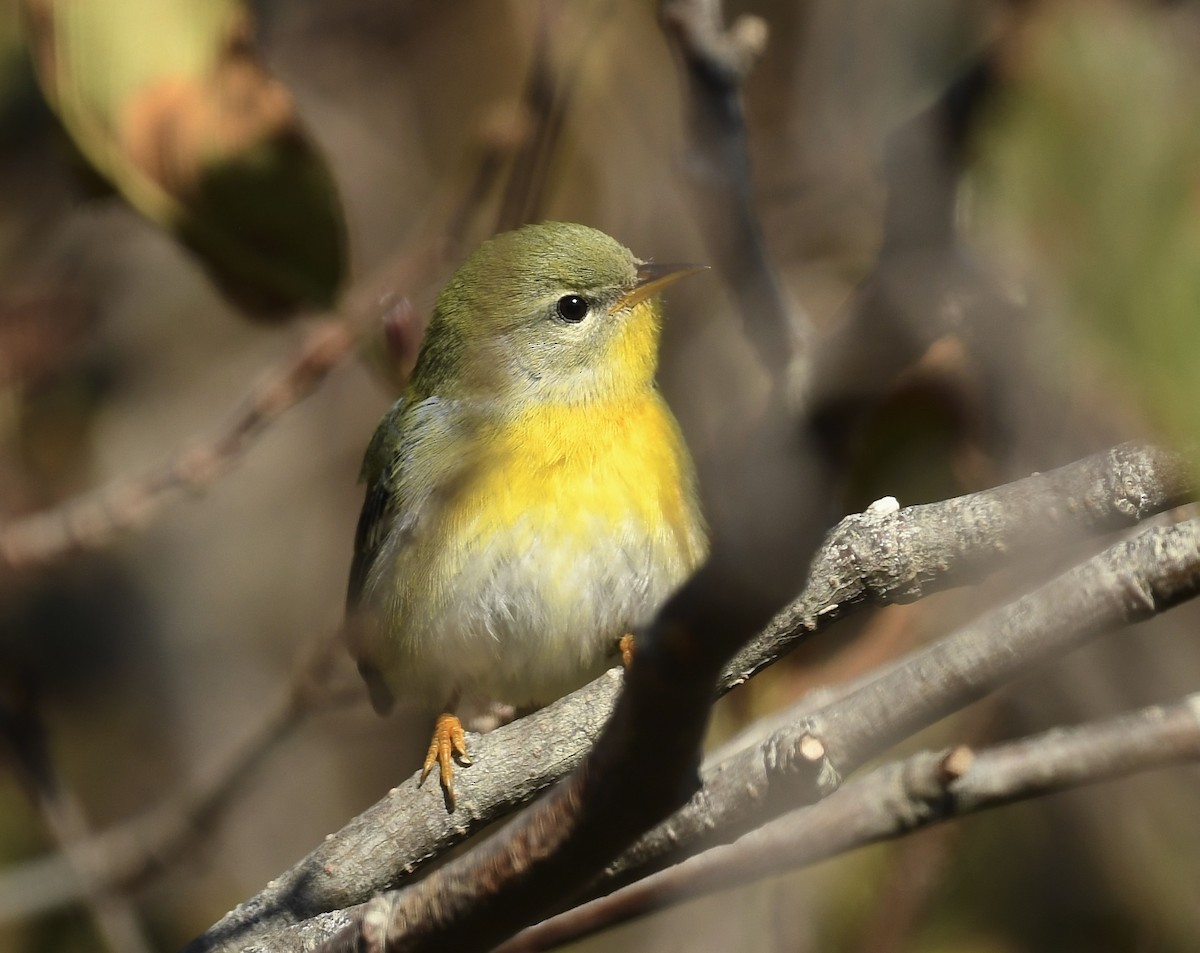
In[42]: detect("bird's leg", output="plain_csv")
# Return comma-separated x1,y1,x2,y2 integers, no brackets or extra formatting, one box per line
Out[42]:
420,710,471,811
618,633,636,669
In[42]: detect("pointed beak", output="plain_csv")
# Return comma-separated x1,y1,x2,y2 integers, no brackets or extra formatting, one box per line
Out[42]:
613,262,708,312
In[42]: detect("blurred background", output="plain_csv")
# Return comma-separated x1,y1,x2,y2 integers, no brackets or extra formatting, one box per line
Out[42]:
1,0,1199,951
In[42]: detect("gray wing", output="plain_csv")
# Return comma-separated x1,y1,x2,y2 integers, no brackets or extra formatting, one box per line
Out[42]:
344,396,475,714
346,397,407,613
346,398,408,714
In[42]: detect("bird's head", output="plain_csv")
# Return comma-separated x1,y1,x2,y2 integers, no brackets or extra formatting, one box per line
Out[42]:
413,222,703,406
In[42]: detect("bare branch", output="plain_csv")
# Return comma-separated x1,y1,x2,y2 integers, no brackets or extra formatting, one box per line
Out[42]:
659,0,808,382
178,673,626,953
602,516,1200,888
308,559,775,953
0,237,446,573
727,440,1195,685
178,442,1193,953
1,687,156,953
493,0,573,233
0,632,357,925
808,518,1200,776
496,694,1200,951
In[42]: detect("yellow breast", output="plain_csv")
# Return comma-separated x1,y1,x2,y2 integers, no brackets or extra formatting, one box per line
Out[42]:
457,392,703,563
378,390,706,707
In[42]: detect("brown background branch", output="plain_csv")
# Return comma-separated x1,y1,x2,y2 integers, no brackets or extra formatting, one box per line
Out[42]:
0,631,357,925
0,243,446,572
659,0,807,379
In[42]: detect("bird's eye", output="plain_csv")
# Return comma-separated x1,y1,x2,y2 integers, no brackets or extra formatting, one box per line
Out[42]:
555,294,590,323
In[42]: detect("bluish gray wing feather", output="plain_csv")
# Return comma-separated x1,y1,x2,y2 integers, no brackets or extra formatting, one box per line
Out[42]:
346,479,394,612
349,488,400,715
345,399,408,714
344,396,472,714
345,397,407,612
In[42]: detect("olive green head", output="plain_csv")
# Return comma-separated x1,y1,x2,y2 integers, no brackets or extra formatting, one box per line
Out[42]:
411,222,701,405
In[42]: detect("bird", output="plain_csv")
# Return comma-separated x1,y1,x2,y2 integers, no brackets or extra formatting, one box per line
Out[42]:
345,221,707,810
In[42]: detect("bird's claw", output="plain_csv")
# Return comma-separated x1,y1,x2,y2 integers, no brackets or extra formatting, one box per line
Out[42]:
420,712,471,810
619,633,636,669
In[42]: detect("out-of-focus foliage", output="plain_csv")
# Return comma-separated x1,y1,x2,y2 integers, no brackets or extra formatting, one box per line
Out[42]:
977,0,1200,453
22,0,347,315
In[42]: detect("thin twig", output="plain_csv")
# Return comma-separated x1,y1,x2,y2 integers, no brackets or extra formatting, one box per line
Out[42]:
493,0,568,233
0,231,448,574
35,788,159,953
0,91,530,573
1,687,156,953
493,0,618,233
176,442,1193,953
0,320,348,568
0,631,360,925
659,0,808,383
599,516,1200,890
495,694,1200,951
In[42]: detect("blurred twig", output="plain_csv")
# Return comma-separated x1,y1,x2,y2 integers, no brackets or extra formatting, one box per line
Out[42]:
491,0,618,233
659,0,809,383
493,694,1200,951
1,683,156,953
0,318,350,568
180,441,1193,953
0,630,360,925
0,305,394,572
493,1,570,232
32,789,158,953
0,97,531,571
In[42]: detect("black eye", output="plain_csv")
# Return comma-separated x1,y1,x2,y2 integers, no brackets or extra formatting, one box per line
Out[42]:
555,294,590,323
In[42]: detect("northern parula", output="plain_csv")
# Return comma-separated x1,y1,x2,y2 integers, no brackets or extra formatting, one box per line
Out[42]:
345,222,707,809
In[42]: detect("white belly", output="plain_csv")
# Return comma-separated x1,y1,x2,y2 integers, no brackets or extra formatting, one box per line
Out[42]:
388,510,691,709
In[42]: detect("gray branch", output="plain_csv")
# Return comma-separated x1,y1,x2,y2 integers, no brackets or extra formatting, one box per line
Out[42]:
309,556,778,953
728,440,1195,686
174,442,1193,953
601,516,1200,887
494,694,1200,952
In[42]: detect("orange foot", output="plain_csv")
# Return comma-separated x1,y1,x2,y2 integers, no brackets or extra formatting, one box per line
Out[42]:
619,633,636,669
420,712,471,810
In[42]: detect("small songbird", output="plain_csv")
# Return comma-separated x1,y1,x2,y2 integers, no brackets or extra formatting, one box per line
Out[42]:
345,222,707,809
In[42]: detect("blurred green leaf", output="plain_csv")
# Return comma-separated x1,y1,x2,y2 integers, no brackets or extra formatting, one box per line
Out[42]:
22,0,347,316
976,2,1200,451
